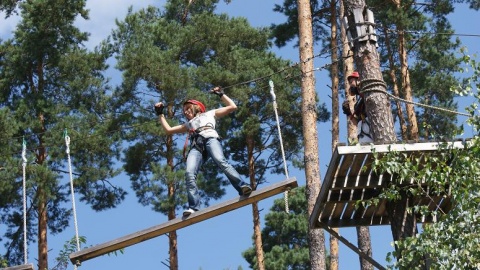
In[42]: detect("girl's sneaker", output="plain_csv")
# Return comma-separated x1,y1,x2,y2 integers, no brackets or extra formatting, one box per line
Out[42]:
241,185,252,196
183,208,196,217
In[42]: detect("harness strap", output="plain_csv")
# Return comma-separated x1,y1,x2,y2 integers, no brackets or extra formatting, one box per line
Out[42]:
182,126,214,160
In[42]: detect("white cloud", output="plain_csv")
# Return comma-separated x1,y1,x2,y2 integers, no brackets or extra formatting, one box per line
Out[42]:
78,0,164,49
0,1,164,47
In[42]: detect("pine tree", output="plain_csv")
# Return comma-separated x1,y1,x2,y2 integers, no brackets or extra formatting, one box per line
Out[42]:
111,1,328,269
0,1,126,268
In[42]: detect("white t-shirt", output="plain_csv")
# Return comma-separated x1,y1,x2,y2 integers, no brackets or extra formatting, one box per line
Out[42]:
183,110,219,138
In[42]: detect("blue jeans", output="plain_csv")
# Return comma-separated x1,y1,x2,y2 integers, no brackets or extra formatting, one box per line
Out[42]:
185,137,248,210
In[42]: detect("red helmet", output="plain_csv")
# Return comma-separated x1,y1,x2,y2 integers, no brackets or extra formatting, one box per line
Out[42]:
183,99,206,113
347,71,360,80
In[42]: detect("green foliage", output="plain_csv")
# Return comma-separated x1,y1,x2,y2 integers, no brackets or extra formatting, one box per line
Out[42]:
50,236,87,270
0,0,126,266
112,2,324,214
272,0,468,140
369,54,480,269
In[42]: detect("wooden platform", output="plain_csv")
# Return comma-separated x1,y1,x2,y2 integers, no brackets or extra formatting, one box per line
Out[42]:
310,141,465,229
0,264,34,270
70,177,298,265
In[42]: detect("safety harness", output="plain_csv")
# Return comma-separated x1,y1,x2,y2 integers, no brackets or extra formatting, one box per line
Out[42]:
182,125,214,160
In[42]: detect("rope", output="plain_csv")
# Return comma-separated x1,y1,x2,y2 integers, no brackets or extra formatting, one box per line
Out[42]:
360,78,471,117
21,138,28,265
64,129,81,268
269,80,290,213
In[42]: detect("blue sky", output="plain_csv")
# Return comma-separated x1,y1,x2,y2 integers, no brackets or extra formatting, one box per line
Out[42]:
1,1,479,269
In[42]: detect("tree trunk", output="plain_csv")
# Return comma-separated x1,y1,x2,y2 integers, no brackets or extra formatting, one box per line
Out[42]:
167,183,178,270
166,107,179,270
345,1,396,144
340,4,374,269
383,24,408,140
329,1,340,268
397,5,419,141
356,226,373,270
341,2,357,143
344,0,417,263
247,135,265,270
38,188,48,270
252,203,264,270
297,0,326,269
37,116,48,270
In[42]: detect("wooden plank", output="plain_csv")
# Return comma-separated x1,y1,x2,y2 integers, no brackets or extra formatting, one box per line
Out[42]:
320,201,337,220
336,141,464,156
330,202,346,220
336,154,355,178
324,215,390,228
348,153,368,176
70,177,298,265
1,264,34,270
321,224,387,270
341,202,357,220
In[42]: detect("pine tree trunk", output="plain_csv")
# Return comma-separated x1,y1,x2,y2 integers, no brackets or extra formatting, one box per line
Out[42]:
344,0,418,264
340,8,374,267
353,41,396,143
297,0,326,269
38,188,48,270
252,203,265,270
166,109,179,270
329,1,340,268
356,226,373,270
37,118,49,270
341,2,357,143
247,136,265,270
398,23,419,141
167,182,178,270
383,25,408,140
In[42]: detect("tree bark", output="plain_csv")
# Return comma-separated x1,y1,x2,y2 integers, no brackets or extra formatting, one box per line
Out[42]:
341,2,357,143
37,115,48,270
247,135,265,270
166,106,179,270
344,0,417,263
38,188,48,270
297,0,326,269
340,4,374,269
396,2,419,141
383,24,408,140
329,1,340,268
345,1,396,144
356,226,373,270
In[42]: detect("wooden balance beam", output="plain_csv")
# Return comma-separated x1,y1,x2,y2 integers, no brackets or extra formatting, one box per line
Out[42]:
0,264,34,270
70,177,298,265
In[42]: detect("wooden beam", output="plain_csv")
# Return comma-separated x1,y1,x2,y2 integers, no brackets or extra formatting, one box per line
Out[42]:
0,264,34,270
70,177,298,265
321,224,386,270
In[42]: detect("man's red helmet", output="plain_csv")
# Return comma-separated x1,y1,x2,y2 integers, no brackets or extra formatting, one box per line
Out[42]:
347,71,360,80
183,99,206,113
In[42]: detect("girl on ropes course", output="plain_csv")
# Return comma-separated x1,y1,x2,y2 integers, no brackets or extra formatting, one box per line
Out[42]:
154,86,252,217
